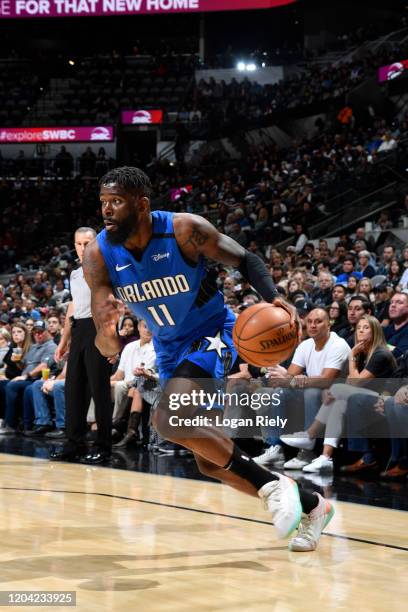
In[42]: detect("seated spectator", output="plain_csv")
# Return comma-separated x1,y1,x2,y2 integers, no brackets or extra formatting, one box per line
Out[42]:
338,295,373,346
113,363,160,449
282,315,395,472
0,328,10,371
344,387,408,478
384,292,408,358
253,308,350,469
373,284,391,325
358,250,376,278
25,362,67,437
291,224,308,254
49,279,70,308
332,284,347,304
328,301,349,335
110,320,155,424
0,323,32,397
387,258,402,288
25,318,34,338
0,321,56,434
357,278,374,303
346,275,358,299
336,256,363,285
311,271,333,306
118,315,139,349
376,245,395,275
46,315,61,345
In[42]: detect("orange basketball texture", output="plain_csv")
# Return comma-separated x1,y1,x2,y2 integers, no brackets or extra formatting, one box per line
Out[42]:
232,303,298,367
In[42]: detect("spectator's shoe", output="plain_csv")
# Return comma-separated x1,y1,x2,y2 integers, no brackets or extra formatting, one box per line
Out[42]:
281,432,315,451
45,429,67,439
0,425,17,435
258,473,302,539
340,458,378,473
288,493,334,552
112,432,138,448
49,444,86,462
284,450,316,470
24,425,54,437
303,455,333,473
380,465,408,479
253,445,285,467
156,441,190,456
79,447,112,465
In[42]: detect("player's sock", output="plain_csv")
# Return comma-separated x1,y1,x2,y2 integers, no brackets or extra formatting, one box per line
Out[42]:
298,488,319,514
224,443,279,490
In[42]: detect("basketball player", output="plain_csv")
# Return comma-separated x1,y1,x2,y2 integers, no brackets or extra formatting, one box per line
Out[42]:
83,167,334,551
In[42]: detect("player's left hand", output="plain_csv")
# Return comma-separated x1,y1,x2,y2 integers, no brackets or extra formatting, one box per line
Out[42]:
272,297,302,343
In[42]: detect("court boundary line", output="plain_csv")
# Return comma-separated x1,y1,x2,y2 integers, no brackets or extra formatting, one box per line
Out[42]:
1,486,407,553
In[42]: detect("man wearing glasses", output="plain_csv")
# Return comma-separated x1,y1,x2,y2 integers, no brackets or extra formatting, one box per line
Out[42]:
0,320,56,434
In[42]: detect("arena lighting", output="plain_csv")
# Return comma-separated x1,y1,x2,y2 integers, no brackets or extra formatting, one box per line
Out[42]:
236,62,258,72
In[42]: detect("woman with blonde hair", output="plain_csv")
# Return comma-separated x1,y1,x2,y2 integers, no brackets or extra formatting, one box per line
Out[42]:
281,315,396,472
357,277,374,303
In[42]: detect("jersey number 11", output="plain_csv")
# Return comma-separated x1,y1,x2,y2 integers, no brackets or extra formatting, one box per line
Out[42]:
147,304,176,326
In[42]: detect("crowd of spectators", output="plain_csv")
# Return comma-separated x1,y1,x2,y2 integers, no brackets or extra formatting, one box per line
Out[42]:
1,103,406,275
193,36,408,129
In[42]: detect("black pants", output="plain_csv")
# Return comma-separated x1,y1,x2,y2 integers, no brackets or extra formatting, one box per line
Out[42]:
65,318,112,450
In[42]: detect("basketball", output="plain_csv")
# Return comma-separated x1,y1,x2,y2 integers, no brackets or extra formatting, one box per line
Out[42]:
233,303,298,367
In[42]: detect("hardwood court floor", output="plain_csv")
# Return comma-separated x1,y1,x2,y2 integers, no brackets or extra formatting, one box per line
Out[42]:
0,454,406,612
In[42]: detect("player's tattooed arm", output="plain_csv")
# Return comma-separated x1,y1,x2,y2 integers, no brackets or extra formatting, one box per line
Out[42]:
174,213,245,266
82,240,123,357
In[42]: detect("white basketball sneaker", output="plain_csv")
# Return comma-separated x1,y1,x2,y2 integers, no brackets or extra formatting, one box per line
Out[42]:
288,493,335,552
303,454,333,473
284,450,316,470
281,431,315,451
253,445,285,467
258,473,302,539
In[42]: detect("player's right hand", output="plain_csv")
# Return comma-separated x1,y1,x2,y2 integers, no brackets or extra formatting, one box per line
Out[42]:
97,294,125,336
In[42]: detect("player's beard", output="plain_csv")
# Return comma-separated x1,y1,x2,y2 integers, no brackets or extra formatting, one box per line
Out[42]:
105,214,138,245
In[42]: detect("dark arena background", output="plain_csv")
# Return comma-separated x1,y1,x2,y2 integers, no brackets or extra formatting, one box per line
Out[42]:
0,1,407,610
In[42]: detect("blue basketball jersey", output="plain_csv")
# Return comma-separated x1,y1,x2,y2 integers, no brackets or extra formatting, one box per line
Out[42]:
97,210,237,378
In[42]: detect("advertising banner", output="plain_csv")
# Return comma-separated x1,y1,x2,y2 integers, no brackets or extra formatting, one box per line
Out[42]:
0,125,114,143
0,0,296,19
378,60,408,82
121,110,163,125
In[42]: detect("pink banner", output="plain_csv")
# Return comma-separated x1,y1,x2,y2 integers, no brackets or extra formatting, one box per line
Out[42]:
122,110,163,125
0,126,114,143
0,0,295,19
378,59,408,83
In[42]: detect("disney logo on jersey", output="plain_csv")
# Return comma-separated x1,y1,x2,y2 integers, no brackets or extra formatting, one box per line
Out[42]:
151,252,170,262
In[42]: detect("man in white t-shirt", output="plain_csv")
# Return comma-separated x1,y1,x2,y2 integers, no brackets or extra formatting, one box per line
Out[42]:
110,320,156,422
254,308,350,468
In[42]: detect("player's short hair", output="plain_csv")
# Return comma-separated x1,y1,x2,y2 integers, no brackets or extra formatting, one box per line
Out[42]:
99,166,152,198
